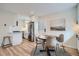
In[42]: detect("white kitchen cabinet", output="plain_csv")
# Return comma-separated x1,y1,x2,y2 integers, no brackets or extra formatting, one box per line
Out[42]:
12,31,22,45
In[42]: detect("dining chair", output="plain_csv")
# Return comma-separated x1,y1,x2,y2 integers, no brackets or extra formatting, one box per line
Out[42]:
56,34,65,55
33,36,43,55
45,35,58,56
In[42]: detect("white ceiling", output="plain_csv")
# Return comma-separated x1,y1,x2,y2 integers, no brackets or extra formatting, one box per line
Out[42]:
0,3,77,16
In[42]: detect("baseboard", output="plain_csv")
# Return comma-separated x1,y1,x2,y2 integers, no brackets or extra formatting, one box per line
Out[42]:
63,44,77,50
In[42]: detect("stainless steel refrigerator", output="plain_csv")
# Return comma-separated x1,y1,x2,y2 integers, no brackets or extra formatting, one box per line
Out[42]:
28,22,34,42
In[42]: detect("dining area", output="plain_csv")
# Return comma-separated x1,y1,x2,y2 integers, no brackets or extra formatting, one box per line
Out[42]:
33,33,65,56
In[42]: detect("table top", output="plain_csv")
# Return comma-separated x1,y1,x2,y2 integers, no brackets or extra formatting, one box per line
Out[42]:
38,37,46,40
38,35,47,40
38,35,57,40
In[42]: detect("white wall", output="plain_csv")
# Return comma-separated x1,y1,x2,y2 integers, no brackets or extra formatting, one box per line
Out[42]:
38,7,77,49
0,10,18,35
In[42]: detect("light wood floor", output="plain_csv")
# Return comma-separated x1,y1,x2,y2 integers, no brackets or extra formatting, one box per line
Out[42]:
0,39,36,56
0,39,79,56
65,47,79,56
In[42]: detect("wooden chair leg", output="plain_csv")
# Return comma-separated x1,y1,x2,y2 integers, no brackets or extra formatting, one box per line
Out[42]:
62,46,65,55
45,47,48,56
45,47,51,56
1,39,5,48
9,38,12,46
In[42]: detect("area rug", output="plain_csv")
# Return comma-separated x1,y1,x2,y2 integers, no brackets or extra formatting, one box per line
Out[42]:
34,45,71,56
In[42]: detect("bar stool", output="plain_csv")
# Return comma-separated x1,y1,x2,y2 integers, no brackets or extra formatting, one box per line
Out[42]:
1,36,12,48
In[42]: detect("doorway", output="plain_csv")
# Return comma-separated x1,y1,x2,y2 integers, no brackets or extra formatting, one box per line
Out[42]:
28,22,34,42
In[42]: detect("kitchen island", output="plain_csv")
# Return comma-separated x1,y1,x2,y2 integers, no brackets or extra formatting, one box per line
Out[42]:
12,31,22,45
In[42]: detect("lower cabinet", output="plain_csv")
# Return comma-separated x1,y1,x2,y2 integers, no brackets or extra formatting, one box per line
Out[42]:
12,31,22,45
